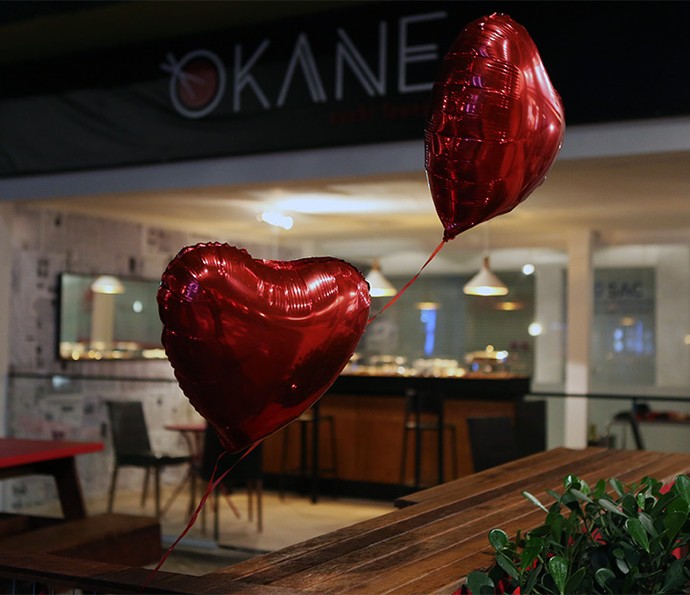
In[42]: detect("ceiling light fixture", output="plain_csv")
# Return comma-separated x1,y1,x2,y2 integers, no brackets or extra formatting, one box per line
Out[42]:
415,301,440,311
365,259,397,297
495,301,524,311
90,275,125,295
259,210,294,230
463,225,508,296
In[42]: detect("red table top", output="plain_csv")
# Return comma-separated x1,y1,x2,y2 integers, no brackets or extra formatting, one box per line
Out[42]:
0,438,104,469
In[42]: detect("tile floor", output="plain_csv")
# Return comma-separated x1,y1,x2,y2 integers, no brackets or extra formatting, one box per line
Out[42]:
90,481,393,576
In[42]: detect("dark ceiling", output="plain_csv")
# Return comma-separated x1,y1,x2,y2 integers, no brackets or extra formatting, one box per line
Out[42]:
0,1,363,64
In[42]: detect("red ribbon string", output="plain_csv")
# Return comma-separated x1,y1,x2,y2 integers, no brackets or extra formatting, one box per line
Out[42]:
368,238,447,325
142,440,262,589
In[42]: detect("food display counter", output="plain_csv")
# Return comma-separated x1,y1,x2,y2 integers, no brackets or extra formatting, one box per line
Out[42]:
262,373,535,498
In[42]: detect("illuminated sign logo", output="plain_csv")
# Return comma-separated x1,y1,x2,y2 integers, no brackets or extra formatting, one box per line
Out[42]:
160,11,447,120
161,50,227,119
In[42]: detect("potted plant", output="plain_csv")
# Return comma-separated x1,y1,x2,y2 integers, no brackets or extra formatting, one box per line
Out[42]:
460,474,690,594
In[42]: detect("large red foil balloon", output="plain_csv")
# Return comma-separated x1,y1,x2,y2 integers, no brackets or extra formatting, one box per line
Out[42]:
158,243,370,453
425,13,565,241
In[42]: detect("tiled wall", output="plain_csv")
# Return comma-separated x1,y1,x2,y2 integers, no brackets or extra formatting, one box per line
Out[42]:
4,204,280,512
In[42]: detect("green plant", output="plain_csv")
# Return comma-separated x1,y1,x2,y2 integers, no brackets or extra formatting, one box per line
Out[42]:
461,474,690,594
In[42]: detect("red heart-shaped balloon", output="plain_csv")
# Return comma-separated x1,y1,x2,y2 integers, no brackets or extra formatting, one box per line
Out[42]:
425,13,565,241
158,243,370,453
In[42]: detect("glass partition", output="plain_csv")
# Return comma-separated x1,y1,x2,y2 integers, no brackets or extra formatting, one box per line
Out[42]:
358,270,537,377
591,244,690,395
57,273,165,361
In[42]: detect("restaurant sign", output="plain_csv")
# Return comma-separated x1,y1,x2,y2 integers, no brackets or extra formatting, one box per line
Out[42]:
159,11,444,121
0,3,456,177
1,1,689,178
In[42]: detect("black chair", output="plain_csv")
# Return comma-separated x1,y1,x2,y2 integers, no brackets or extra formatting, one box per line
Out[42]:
515,400,547,458
466,416,519,472
106,400,191,518
400,389,458,489
197,425,263,539
279,401,338,503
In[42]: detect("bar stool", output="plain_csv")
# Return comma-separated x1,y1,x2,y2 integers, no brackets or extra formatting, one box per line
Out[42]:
279,401,338,503
399,389,458,489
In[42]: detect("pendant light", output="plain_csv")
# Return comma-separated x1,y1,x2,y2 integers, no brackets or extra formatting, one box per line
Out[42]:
463,225,508,296
365,259,397,297
90,275,125,295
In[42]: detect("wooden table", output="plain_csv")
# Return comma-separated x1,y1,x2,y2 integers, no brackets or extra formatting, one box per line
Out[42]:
2,446,690,593
201,447,690,594
0,438,103,520
164,422,207,457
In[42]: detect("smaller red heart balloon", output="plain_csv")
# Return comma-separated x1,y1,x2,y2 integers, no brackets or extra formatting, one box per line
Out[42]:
425,13,565,241
158,243,370,453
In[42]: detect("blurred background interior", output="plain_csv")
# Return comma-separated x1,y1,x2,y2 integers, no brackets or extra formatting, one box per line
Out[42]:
1,0,690,576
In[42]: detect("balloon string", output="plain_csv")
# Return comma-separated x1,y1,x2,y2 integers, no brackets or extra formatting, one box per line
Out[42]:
142,440,261,590
368,239,446,324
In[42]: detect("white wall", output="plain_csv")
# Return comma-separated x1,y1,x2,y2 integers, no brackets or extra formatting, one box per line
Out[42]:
2,204,297,512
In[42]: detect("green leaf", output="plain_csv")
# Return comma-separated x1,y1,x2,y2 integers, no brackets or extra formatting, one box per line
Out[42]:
571,488,593,503
523,490,549,513
466,571,494,595
674,474,690,503
621,494,638,516
618,541,641,567
609,478,625,497
593,479,607,499
548,555,568,595
546,489,562,502
496,551,519,580
521,536,544,571
549,513,564,542
667,495,689,516
590,550,609,571
598,498,627,517
625,517,650,553
564,566,586,594
615,556,630,575
564,474,579,489
638,511,657,537
524,565,542,595
488,528,509,551
660,557,686,593
662,511,686,544
595,567,616,591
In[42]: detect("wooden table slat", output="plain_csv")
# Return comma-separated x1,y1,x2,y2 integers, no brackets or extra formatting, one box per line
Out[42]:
207,448,690,594
214,448,593,581
256,449,690,592
279,500,546,592
395,446,608,507
357,452,690,595
218,449,657,586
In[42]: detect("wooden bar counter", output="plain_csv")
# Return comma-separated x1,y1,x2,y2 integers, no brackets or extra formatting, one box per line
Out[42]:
262,373,533,491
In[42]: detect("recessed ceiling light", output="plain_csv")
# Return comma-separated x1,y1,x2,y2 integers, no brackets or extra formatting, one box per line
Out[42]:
259,211,293,230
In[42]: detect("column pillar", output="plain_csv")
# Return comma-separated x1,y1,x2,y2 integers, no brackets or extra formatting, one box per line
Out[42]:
564,229,595,448
0,203,13,437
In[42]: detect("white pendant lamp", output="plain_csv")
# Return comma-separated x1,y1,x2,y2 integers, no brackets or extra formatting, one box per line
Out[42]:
463,255,509,296
365,259,397,297
90,275,125,295
463,225,508,296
